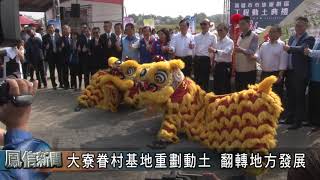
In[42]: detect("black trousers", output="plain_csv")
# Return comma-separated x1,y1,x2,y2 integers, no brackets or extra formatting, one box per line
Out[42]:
91,69,99,76
90,63,100,76
286,70,308,126
175,56,192,78
308,81,320,127
47,53,62,88
32,61,47,87
48,60,58,88
22,62,29,79
235,70,256,92
70,64,82,89
56,62,64,87
193,56,210,91
79,54,91,87
29,63,35,81
261,71,283,99
60,62,70,88
214,62,232,95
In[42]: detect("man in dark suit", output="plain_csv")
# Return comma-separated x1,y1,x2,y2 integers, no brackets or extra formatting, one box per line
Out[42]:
77,26,92,88
99,21,117,60
58,25,72,89
283,16,316,130
42,24,60,89
114,23,123,60
89,27,104,73
26,29,47,89
79,23,88,44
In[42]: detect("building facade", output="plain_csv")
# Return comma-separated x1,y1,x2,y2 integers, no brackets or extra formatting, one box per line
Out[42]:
46,0,123,32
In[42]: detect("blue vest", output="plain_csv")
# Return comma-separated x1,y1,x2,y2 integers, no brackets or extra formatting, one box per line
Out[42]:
153,40,170,60
139,39,153,63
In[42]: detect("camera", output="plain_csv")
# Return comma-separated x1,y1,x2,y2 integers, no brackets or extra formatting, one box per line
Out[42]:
0,80,33,106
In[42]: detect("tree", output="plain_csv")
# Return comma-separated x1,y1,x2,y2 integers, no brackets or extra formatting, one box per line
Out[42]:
195,13,207,23
125,13,225,31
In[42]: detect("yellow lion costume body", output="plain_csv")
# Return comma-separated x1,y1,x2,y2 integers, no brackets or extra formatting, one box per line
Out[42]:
77,57,142,112
136,59,283,153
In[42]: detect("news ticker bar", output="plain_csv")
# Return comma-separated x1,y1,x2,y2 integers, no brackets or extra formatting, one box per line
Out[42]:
0,150,306,171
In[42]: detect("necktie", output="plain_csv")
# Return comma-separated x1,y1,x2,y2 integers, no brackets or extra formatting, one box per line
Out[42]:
52,35,56,52
68,36,71,45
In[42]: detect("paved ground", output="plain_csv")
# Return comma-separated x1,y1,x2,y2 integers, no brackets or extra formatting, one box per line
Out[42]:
22,86,320,180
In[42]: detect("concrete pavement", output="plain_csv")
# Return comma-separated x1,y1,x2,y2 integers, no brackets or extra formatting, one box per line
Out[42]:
25,87,320,180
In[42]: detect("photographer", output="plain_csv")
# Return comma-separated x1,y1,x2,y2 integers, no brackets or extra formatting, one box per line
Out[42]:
3,40,25,79
0,79,50,179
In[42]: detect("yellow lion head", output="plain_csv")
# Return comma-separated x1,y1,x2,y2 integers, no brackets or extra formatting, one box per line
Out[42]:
98,57,141,91
136,59,186,104
120,60,141,80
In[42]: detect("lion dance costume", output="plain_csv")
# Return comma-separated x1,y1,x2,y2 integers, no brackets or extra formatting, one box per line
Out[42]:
77,58,283,154
77,57,143,112
136,59,283,154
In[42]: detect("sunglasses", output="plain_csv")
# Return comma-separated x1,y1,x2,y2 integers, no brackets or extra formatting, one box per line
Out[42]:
217,29,224,32
200,23,209,26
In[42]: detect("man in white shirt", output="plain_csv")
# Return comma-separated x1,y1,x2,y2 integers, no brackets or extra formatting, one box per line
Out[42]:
194,19,217,91
169,19,195,77
35,32,42,41
255,25,288,98
234,16,259,91
209,23,234,95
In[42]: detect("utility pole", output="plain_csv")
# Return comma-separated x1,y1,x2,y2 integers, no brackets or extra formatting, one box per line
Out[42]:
52,0,61,20
224,0,230,24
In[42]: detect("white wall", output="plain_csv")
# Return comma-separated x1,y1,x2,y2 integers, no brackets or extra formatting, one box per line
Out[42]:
91,3,122,31
46,0,122,30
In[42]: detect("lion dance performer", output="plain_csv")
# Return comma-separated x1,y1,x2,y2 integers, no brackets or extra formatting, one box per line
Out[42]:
77,58,283,153
135,59,283,154
76,57,142,112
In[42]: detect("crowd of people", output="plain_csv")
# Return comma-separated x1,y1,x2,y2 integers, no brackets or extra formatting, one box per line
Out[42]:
14,21,179,90
3,15,320,132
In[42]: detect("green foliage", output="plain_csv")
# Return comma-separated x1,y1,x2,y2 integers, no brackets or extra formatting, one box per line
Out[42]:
127,13,224,28
304,9,320,27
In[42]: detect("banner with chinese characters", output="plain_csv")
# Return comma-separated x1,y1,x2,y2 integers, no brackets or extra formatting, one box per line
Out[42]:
47,19,62,32
1,150,307,171
185,16,196,34
123,17,134,29
230,0,304,28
